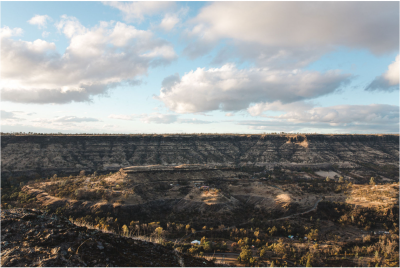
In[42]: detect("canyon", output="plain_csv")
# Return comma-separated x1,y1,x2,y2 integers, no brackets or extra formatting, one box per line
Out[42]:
1,134,398,179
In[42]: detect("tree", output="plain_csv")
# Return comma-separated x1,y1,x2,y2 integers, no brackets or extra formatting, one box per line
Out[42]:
269,226,278,236
79,170,86,177
306,256,312,267
270,261,275,267
154,227,164,243
306,229,319,241
239,246,253,264
273,238,286,257
203,241,212,252
260,247,267,257
339,177,344,183
122,225,129,236
326,177,330,182
370,177,376,185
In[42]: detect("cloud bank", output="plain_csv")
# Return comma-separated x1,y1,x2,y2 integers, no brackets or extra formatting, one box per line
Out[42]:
185,2,399,68
104,1,176,23
158,64,351,113
1,17,176,104
108,113,213,124
239,104,399,133
366,55,399,92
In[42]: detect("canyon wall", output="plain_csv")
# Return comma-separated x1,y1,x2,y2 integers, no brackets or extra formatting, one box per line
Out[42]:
1,134,398,178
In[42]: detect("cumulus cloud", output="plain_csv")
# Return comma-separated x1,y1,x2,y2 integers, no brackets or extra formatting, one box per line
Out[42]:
1,18,177,104
104,1,176,23
366,55,399,92
0,26,23,38
159,14,180,31
238,104,399,133
157,64,351,113
184,2,399,67
28,15,51,29
158,7,188,32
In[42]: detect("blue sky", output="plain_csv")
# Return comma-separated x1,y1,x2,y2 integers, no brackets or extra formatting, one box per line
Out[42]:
1,1,399,134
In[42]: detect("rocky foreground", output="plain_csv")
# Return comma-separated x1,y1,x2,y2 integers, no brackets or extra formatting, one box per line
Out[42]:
0,209,216,267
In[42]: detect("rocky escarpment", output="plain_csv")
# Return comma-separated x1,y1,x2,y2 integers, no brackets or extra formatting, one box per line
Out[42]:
0,208,216,267
1,134,398,178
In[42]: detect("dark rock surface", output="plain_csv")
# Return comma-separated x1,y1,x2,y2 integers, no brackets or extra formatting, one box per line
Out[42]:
0,208,216,267
1,134,398,178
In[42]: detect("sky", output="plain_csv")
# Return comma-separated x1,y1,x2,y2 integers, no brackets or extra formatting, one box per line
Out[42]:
1,1,399,134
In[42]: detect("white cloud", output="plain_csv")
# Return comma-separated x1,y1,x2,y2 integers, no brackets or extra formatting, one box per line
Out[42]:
184,2,399,67
225,113,234,117
104,1,176,23
366,55,399,91
238,104,399,133
41,31,50,38
247,101,314,117
108,112,213,124
0,26,23,38
275,104,399,125
1,110,23,121
28,15,51,29
1,18,177,104
53,116,100,123
1,114,102,133
140,113,178,124
158,8,189,32
108,114,136,121
177,118,213,124
159,14,180,31
157,64,351,113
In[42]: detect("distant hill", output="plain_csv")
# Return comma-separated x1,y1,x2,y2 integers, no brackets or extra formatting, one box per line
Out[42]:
1,134,398,178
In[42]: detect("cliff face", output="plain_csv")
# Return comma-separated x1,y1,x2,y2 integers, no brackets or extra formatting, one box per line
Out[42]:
1,134,398,177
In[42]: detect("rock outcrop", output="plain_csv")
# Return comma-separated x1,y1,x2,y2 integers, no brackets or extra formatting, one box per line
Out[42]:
1,134,398,178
